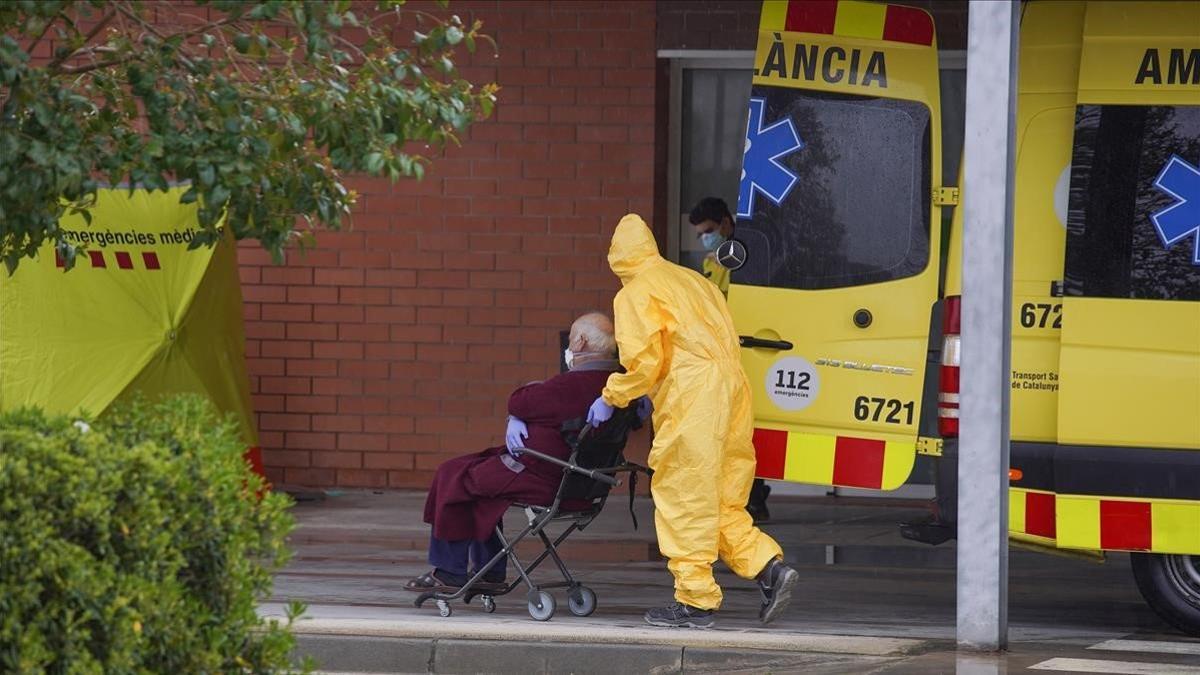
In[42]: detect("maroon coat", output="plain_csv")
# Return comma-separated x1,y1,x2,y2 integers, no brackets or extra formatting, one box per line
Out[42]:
423,365,616,541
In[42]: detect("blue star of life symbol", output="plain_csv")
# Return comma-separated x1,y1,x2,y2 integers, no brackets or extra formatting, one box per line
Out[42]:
1151,154,1200,266
737,97,804,219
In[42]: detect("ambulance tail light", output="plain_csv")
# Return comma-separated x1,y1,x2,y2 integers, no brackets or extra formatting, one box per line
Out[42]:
938,296,961,438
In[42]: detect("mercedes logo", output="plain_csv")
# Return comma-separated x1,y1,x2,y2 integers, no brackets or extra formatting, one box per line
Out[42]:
715,239,747,271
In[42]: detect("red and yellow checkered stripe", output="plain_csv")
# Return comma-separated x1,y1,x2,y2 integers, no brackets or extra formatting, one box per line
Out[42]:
1009,488,1058,541
760,0,934,46
753,427,914,490
1010,488,1200,554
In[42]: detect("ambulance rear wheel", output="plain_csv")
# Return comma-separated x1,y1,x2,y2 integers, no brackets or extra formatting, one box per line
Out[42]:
1131,553,1200,637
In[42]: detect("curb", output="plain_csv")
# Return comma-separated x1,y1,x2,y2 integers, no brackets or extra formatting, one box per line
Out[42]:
271,608,935,674
294,634,913,674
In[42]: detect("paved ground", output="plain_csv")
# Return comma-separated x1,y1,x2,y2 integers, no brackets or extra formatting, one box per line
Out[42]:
266,489,1200,673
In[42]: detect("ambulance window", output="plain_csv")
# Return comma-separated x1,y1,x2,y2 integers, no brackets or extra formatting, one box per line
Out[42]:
1064,105,1200,302
733,89,931,291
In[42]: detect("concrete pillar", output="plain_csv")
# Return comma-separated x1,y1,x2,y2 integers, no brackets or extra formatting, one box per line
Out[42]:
957,0,1020,652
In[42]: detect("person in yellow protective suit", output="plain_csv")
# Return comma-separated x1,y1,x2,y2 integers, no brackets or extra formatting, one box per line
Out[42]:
586,214,799,629
689,196,773,524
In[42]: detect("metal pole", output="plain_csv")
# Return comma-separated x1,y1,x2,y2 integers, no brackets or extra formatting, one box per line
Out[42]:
957,0,1019,651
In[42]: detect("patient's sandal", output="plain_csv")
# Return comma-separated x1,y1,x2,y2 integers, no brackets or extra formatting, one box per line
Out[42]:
470,571,507,591
404,569,462,592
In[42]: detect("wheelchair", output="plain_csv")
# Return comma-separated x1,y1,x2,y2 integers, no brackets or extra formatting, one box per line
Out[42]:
414,406,648,621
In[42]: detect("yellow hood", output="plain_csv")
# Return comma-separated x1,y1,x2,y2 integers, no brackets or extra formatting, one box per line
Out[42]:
607,214,662,284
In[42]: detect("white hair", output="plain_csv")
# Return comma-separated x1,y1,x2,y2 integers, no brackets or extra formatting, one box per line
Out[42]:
572,312,616,357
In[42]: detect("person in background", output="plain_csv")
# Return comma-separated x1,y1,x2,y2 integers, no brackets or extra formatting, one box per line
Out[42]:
689,197,772,524
689,196,736,295
405,313,619,592
588,214,799,629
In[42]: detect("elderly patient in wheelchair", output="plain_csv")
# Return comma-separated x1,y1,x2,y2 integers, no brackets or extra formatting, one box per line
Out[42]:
405,311,637,603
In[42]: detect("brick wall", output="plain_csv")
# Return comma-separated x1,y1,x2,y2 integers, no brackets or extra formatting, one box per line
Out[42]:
237,1,658,488
656,1,968,51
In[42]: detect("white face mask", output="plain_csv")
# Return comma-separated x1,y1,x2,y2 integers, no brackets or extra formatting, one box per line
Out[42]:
564,348,575,369
700,231,725,252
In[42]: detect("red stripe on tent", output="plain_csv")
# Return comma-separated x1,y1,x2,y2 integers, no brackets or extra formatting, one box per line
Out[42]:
882,4,934,45
115,251,133,269
142,251,161,270
88,250,106,268
785,0,837,34
1025,491,1057,538
244,446,266,479
244,446,270,497
752,428,788,479
832,436,885,488
1100,500,1152,551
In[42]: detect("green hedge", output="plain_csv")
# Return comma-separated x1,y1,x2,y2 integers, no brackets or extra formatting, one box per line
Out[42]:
0,395,306,673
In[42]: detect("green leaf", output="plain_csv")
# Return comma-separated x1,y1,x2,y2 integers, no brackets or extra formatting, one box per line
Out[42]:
0,0,494,272
210,185,231,206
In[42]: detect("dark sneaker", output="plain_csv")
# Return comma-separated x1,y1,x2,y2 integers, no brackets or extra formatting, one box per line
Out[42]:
644,602,715,629
756,558,799,624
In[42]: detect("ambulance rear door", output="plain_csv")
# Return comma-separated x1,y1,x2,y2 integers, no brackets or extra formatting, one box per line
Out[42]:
726,0,945,491
1053,1,1200,552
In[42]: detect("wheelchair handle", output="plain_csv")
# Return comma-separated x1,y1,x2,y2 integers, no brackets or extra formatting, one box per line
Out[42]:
515,447,621,487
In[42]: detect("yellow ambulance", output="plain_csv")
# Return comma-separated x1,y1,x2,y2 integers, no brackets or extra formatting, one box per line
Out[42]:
723,0,1200,635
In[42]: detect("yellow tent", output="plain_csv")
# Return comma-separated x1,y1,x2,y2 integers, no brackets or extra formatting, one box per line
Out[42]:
0,186,260,472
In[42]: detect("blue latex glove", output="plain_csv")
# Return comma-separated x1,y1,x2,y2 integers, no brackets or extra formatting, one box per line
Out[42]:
636,396,653,421
505,416,528,456
586,397,615,427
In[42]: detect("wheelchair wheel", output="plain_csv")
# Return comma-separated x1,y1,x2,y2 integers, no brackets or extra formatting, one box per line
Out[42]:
568,585,597,617
481,595,496,614
528,590,555,621
436,599,452,618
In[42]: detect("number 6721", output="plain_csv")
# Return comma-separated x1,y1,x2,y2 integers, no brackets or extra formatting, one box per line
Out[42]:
853,396,914,425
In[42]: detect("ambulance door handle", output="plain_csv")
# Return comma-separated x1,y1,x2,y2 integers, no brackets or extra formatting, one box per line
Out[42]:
739,336,793,351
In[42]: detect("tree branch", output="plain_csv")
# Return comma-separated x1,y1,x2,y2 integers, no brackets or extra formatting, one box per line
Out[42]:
114,2,165,40
47,8,118,74
59,55,138,76
24,12,59,60
139,9,242,43
112,2,202,72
